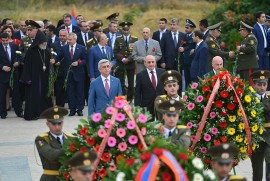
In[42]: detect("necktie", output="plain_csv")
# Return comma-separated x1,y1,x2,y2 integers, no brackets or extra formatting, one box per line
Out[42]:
125,36,128,45
102,47,106,58
110,34,114,46
150,71,156,90
5,46,10,61
66,26,70,33
261,95,263,102
57,137,61,144
173,32,177,47
70,46,74,60
145,40,148,52
84,33,87,45
105,78,110,96
168,131,172,137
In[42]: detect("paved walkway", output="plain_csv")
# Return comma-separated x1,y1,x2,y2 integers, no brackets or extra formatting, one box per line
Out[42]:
0,108,264,181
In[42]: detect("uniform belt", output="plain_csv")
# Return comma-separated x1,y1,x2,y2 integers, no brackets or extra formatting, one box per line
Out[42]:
43,170,59,175
265,123,270,128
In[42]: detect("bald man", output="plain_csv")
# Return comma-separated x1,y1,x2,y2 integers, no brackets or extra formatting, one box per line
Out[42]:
131,27,162,74
203,56,224,77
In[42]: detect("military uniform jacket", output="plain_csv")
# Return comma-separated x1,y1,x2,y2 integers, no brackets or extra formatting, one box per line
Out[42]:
35,132,73,181
86,37,98,51
237,34,258,71
113,35,138,69
19,35,33,63
225,175,247,181
205,34,229,69
171,126,191,148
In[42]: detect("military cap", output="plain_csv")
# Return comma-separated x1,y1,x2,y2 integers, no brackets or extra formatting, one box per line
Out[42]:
40,106,68,123
266,15,270,21
185,19,196,28
250,70,270,83
90,22,102,31
207,143,239,164
157,100,184,115
119,21,133,30
106,12,119,21
159,70,181,85
208,22,222,31
239,21,253,31
65,151,97,171
25,20,41,29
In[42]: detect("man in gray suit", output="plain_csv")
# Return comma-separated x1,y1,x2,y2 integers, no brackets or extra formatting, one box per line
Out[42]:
132,27,162,73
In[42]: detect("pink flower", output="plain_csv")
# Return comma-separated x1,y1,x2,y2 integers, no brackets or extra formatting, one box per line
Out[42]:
104,119,111,128
187,103,195,110
211,128,218,135
191,82,198,89
127,121,135,130
92,113,102,122
196,95,203,103
116,113,125,122
141,127,147,135
106,107,114,114
128,135,138,145
190,135,196,141
204,134,211,141
183,95,188,102
109,164,117,171
138,114,147,123
98,129,106,138
201,147,207,154
107,136,117,147
118,142,127,152
116,128,126,138
210,112,216,119
115,100,125,108
187,122,193,128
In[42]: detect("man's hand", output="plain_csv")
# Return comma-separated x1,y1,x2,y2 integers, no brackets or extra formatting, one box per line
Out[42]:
229,51,235,58
50,59,55,64
55,62,60,66
160,63,166,69
256,55,259,60
2,66,11,72
71,61,78,66
123,58,129,64
190,49,195,55
13,62,19,67
178,47,184,52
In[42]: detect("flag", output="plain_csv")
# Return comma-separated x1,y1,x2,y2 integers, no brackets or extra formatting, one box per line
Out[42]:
71,8,77,26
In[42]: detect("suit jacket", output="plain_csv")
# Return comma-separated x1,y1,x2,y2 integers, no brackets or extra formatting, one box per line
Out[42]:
252,23,268,57
55,43,86,82
56,25,80,36
14,30,26,40
152,29,169,44
47,35,59,48
135,68,165,116
0,42,19,83
182,33,196,66
76,31,94,47
88,75,122,115
87,45,113,78
190,41,209,80
203,69,216,79
160,31,186,69
131,39,162,73
51,41,67,77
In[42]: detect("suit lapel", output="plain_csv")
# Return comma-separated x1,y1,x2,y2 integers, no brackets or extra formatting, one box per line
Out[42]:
96,46,104,59
98,76,109,98
48,133,62,148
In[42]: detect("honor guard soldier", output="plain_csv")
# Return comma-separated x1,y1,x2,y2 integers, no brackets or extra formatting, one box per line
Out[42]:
205,22,235,70
250,70,270,181
65,151,97,181
103,12,121,34
154,70,181,122
156,100,190,148
114,21,138,101
207,143,247,181
86,23,102,50
35,106,74,181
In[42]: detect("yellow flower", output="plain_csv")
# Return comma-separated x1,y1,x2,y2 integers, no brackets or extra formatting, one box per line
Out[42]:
228,128,235,135
238,123,245,130
244,138,247,144
244,95,251,103
243,156,249,160
251,110,257,118
259,127,264,135
237,109,242,116
236,135,243,142
252,124,258,132
240,146,247,153
252,144,257,151
249,86,255,93
229,115,236,122
255,97,260,103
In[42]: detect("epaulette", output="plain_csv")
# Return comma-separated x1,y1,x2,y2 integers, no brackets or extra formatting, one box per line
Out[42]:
65,133,75,138
131,35,138,39
160,95,167,99
39,133,48,137
116,35,122,39
248,34,252,37
87,38,93,43
177,125,187,129
228,175,245,180
266,94,270,98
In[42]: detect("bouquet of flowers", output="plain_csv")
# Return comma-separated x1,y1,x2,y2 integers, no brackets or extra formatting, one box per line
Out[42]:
181,71,264,164
114,138,217,181
59,96,162,180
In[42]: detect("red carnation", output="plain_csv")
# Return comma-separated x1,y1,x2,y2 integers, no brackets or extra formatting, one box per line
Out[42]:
101,152,111,163
203,78,211,83
227,103,235,111
211,81,216,87
202,86,210,93
92,172,97,180
236,88,244,95
98,168,107,178
219,121,228,128
212,75,218,80
221,136,228,142
220,90,229,98
214,140,221,145
206,94,211,100
69,142,76,152
152,47,156,52
233,96,239,103
153,148,163,156
126,158,135,166
239,81,245,87
79,127,88,136
179,152,188,161
119,54,124,59
77,59,82,64
79,146,87,152
220,110,228,117
181,40,187,45
140,152,151,162
86,137,95,146
162,172,172,181
95,145,100,152
138,142,144,152
215,100,223,108
63,172,70,180
204,159,211,164
116,154,126,163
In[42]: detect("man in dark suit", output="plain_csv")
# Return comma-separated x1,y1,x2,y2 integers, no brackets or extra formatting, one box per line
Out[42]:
14,20,27,40
0,33,23,119
190,30,208,82
199,19,209,41
203,56,224,78
45,25,59,48
152,18,168,44
135,55,165,120
76,20,94,47
56,13,80,36
54,32,86,116
253,11,269,70
87,33,113,80
88,59,122,115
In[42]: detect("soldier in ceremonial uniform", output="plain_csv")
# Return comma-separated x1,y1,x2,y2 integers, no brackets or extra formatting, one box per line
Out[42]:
35,106,74,181
237,21,258,82
65,151,97,181
205,22,235,70
154,70,181,122
114,22,138,101
103,12,121,34
156,100,190,148
86,23,102,50
207,143,247,181
250,70,270,181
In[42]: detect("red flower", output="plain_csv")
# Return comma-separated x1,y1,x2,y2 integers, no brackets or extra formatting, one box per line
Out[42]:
204,159,211,164
119,54,124,59
181,40,186,45
138,142,144,152
70,142,76,152
233,96,239,103
219,121,228,128
236,88,244,95
235,42,240,46
206,94,211,100
126,158,135,166
98,168,107,178
79,146,87,152
158,126,165,135
63,172,70,180
203,78,211,83
140,152,151,162
239,82,245,87
179,153,188,161
95,145,100,152
202,86,210,93
233,76,240,83
221,136,228,142
86,137,95,146
79,127,88,136
227,103,235,111
153,148,163,156
92,172,97,180
214,140,221,145
101,152,111,163
161,172,172,181
215,100,223,108
212,75,218,80
211,81,216,87
152,47,156,52
77,59,82,64
220,90,229,98
116,154,126,163
220,109,228,117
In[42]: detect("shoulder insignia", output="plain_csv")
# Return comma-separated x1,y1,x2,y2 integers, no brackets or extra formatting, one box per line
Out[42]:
131,35,138,39
65,133,75,138
228,175,245,180
160,95,168,99
87,38,93,43
248,34,252,37
177,125,187,129
211,44,216,48
39,133,48,137
266,94,270,98
38,140,45,147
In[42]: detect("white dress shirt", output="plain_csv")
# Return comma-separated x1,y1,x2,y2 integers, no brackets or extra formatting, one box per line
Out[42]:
66,25,73,33
159,29,166,40
51,35,57,44
256,93,265,100
81,31,88,44
109,33,116,49
147,68,157,87
50,132,64,144
171,31,179,44
163,127,176,138
101,75,110,88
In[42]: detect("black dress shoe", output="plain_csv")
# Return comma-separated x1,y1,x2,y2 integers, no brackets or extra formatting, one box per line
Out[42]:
1,115,6,119
69,112,75,116
16,112,24,118
77,112,83,116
